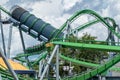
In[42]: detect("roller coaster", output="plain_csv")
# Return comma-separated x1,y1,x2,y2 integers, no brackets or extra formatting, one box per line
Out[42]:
0,5,120,80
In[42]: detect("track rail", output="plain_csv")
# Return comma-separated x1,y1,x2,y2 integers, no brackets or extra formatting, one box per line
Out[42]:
52,41,120,80
1,5,120,80
60,54,120,72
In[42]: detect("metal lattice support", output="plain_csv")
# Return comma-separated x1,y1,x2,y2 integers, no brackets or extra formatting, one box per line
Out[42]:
40,45,59,80
1,5,120,80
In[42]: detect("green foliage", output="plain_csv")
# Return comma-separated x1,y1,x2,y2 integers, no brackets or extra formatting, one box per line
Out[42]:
59,33,108,76
31,33,109,78
61,33,108,62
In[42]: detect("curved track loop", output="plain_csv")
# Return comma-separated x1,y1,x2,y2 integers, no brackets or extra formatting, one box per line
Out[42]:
52,10,120,80
52,41,120,80
60,54,120,72
71,17,117,34
13,9,120,80
1,5,120,80
54,9,119,39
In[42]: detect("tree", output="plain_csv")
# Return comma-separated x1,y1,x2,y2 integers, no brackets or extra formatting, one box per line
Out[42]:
31,33,108,78
59,33,108,76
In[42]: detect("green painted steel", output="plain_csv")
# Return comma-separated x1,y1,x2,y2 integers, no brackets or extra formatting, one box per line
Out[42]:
15,50,45,58
14,40,120,80
71,17,117,34
16,45,120,71
60,54,120,72
64,54,120,80
0,6,119,39
60,53,120,80
31,51,48,66
51,41,120,80
14,51,42,59
25,44,45,53
54,9,119,39
52,41,120,52
60,54,98,68
0,6,11,16
0,68,25,80
1,5,120,80
0,5,119,40
13,50,47,62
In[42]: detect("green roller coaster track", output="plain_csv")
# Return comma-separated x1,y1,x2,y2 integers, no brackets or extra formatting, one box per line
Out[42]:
54,9,119,39
60,54,120,72
14,49,120,71
0,68,26,80
1,5,120,80
71,17,116,34
18,40,120,80
52,41,120,80
13,50,48,66
52,41,120,52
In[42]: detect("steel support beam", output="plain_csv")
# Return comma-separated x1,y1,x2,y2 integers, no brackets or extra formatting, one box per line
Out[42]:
56,45,59,80
0,10,6,57
40,45,59,80
0,48,19,80
7,23,13,59
18,28,31,68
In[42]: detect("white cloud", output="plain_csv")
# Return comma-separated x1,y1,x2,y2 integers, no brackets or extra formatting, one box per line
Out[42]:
101,6,110,17
1,0,120,76
30,0,63,17
1,0,120,58
42,13,71,29
114,15,120,23
0,0,9,5
63,0,82,11
9,27,40,57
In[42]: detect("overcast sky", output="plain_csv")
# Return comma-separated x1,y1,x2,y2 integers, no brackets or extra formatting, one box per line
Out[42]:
1,0,120,57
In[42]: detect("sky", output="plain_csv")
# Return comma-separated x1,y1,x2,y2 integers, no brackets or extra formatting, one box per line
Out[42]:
1,0,120,57
1,0,120,76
